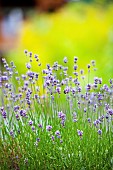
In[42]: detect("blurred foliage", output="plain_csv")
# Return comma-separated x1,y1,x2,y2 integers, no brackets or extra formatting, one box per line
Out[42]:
7,2,113,83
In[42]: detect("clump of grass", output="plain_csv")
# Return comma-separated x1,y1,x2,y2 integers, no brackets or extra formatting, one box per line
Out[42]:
0,50,113,170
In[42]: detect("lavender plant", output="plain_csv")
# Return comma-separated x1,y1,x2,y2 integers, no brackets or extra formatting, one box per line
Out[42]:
0,51,113,170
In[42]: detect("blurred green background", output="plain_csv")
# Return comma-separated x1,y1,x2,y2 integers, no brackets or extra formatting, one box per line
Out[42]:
2,1,113,83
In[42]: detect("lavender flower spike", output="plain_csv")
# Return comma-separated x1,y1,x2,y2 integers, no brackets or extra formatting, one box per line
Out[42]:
98,129,102,135
77,129,83,137
46,125,52,131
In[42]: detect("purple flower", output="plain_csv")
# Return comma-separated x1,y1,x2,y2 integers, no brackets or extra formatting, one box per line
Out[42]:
58,111,66,120
38,124,42,128
34,54,38,58
77,129,83,137
20,109,26,117
80,69,84,74
56,87,61,94
61,120,65,127
73,119,78,122
98,78,102,84
73,72,78,76
55,130,60,136
74,65,78,70
36,138,40,142
24,49,28,54
87,64,90,69
29,120,33,126
63,57,68,63
74,56,78,63
10,130,14,137
98,129,102,135
2,111,7,119
21,74,27,80
1,76,8,81
109,79,112,84
86,84,91,91
46,125,52,131
32,126,35,131
0,107,4,112
87,118,91,123
16,114,20,120
84,108,87,112
94,121,97,127
5,83,9,88
29,52,32,57
14,105,19,112
91,60,95,66
64,86,70,94
95,119,100,124
26,63,31,69
51,135,55,141
105,114,109,119
108,109,113,116
77,86,82,92
2,58,6,64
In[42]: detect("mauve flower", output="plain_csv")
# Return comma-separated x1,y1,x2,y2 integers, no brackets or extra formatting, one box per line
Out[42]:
109,79,112,84
73,119,78,122
80,69,84,74
73,72,78,76
29,52,32,57
20,109,26,117
58,111,66,120
55,130,60,136
2,58,6,64
21,74,27,80
46,125,52,131
93,121,97,127
38,124,42,128
74,56,78,63
5,83,9,88
29,120,33,126
86,84,91,91
64,86,70,94
2,111,7,119
36,138,40,142
51,135,55,141
32,126,35,131
26,63,31,69
95,119,100,124
98,129,102,135
24,49,28,54
71,88,76,94
77,129,83,137
56,87,61,94
34,54,38,58
1,76,8,81
16,114,20,121
87,118,91,123
98,78,102,84
74,65,78,70
0,107,4,112
91,60,95,66
10,130,14,137
78,86,82,92
108,109,113,116
84,108,87,112
14,105,19,112
63,57,68,63
87,64,90,69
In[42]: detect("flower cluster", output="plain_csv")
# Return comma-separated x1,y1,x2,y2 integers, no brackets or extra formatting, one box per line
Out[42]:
0,50,113,155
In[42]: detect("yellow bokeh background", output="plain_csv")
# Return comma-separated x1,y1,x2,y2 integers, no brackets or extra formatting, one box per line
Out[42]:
7,2,113,83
